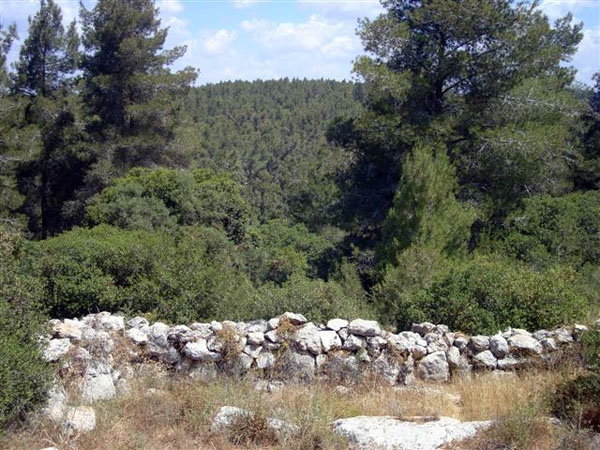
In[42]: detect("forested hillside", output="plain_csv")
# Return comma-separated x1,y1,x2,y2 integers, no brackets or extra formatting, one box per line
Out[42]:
1,0,600,432
180,79,362,225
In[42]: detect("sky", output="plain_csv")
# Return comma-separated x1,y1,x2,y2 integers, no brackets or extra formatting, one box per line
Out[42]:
1,0,599,85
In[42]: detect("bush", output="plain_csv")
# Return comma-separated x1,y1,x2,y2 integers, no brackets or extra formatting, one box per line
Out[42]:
376,253,590,334
0,227,51,429
552,374,600,432
27,225,254,322
216,274,373,323
86,168,249,243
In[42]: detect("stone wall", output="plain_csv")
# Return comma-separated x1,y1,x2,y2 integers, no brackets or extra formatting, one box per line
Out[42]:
44,311,597,405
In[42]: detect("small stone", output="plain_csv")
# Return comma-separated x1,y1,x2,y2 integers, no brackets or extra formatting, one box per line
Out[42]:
243,344,263,359
99,315,124,331
43,339,72,362
453,336,469,350
446,347,461,368
508,334,543,355
412,322,436,336
53,321,83,340
127,317,149,328
293,323,322,355
189,323,213,339
210,320,223,332
497,355,528,370
326,318,349,332
473,350,497,369
246,320,268,334
469,335,490,352
348,319,382,337
319,330,342,353
183,340,221,362
343,334,366,351
267,318,280,330
540,337,558,352
265,329,281,343
554,328,574,344
256,351,276,369
489,334,509,358
280,312,307,325
417,351,450,382
411,345,427,360
62,406,96,434
126,327,148,345
246,331,265,345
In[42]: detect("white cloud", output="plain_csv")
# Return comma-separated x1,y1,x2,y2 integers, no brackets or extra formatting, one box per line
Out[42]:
572,24,600,84
538,0,595,21
297,0,384,19
202,29,237,53
232,0,261,8
157,0,184,15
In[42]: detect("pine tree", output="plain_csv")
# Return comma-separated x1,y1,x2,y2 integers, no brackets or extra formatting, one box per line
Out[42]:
80,0,197,192
376,143,475,272
14,0,78,97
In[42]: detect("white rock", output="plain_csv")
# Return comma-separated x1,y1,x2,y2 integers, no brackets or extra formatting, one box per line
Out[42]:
489,334,509,358
541,337,558,352
446,347,461,368
469,335,490,351
319,330,342,352
43,339,72,362
150,322,169,347
265,329,281,343
256,351,276,369
280,312,307,325
243,344,263,359
507,334,543,355
554,328,574,344
42,384,67,422
387,334,412,354
210,320,223,332
453,336,469,350
279,350,315,383
417,351,449,382
473,350,497,369
293,323,322,355
126,316,149,328
348,319,382,337
246,331,265,345
246,320,268,334
411,322,436,336
267,317,280,330
189,322,213,339
83,373,115,402
99,315,124,331
53,321,83,340
211,406,299,436
343,334,366,351
332,416,492,450
183,340,221,362
326,318,349,332
62,406,96,434
126,327,148,345
497,355,528,370
411,345,428,360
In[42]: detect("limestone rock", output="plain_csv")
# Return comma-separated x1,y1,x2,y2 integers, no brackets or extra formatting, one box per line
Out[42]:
417,351,449,382
280,312,307,325
184,340,221,362
326,318,348,331
469,335,490,352
348,319,382,337
279,350,315,383
53,321,83,340
507,334,543,355
541,337,558,352
42,384,67,422
99,314,124,331
246,331,265,345
43,339,72,362
126,327,148,345
343,334,366,351
473,350,497,369
211,406,299,436
412,322,436,336
127,317,149,328
62,406,96,435
489,334,509,358
293,323,322,355
257,351,276,369
332,415,492,450
319,330,342,353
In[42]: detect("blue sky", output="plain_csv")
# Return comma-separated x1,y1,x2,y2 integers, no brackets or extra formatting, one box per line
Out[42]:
1,0,599,85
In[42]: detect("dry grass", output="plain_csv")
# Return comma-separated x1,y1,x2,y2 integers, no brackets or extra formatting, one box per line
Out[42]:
1,365,592,450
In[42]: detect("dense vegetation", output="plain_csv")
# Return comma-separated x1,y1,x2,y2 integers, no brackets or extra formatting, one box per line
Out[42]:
0,0,599,429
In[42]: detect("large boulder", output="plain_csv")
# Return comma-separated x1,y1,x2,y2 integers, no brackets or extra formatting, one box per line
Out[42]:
319,330,342,353
82,360,116,403
184,340,221,362
332,415,492,450
489,334,509,358
416,351,449,382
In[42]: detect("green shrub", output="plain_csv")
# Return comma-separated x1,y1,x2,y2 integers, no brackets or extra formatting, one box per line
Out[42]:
0,227,51,429
27,225,254,322
552,374,600,432
86,168,250,243
377,253,590,334
216,274,373,323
